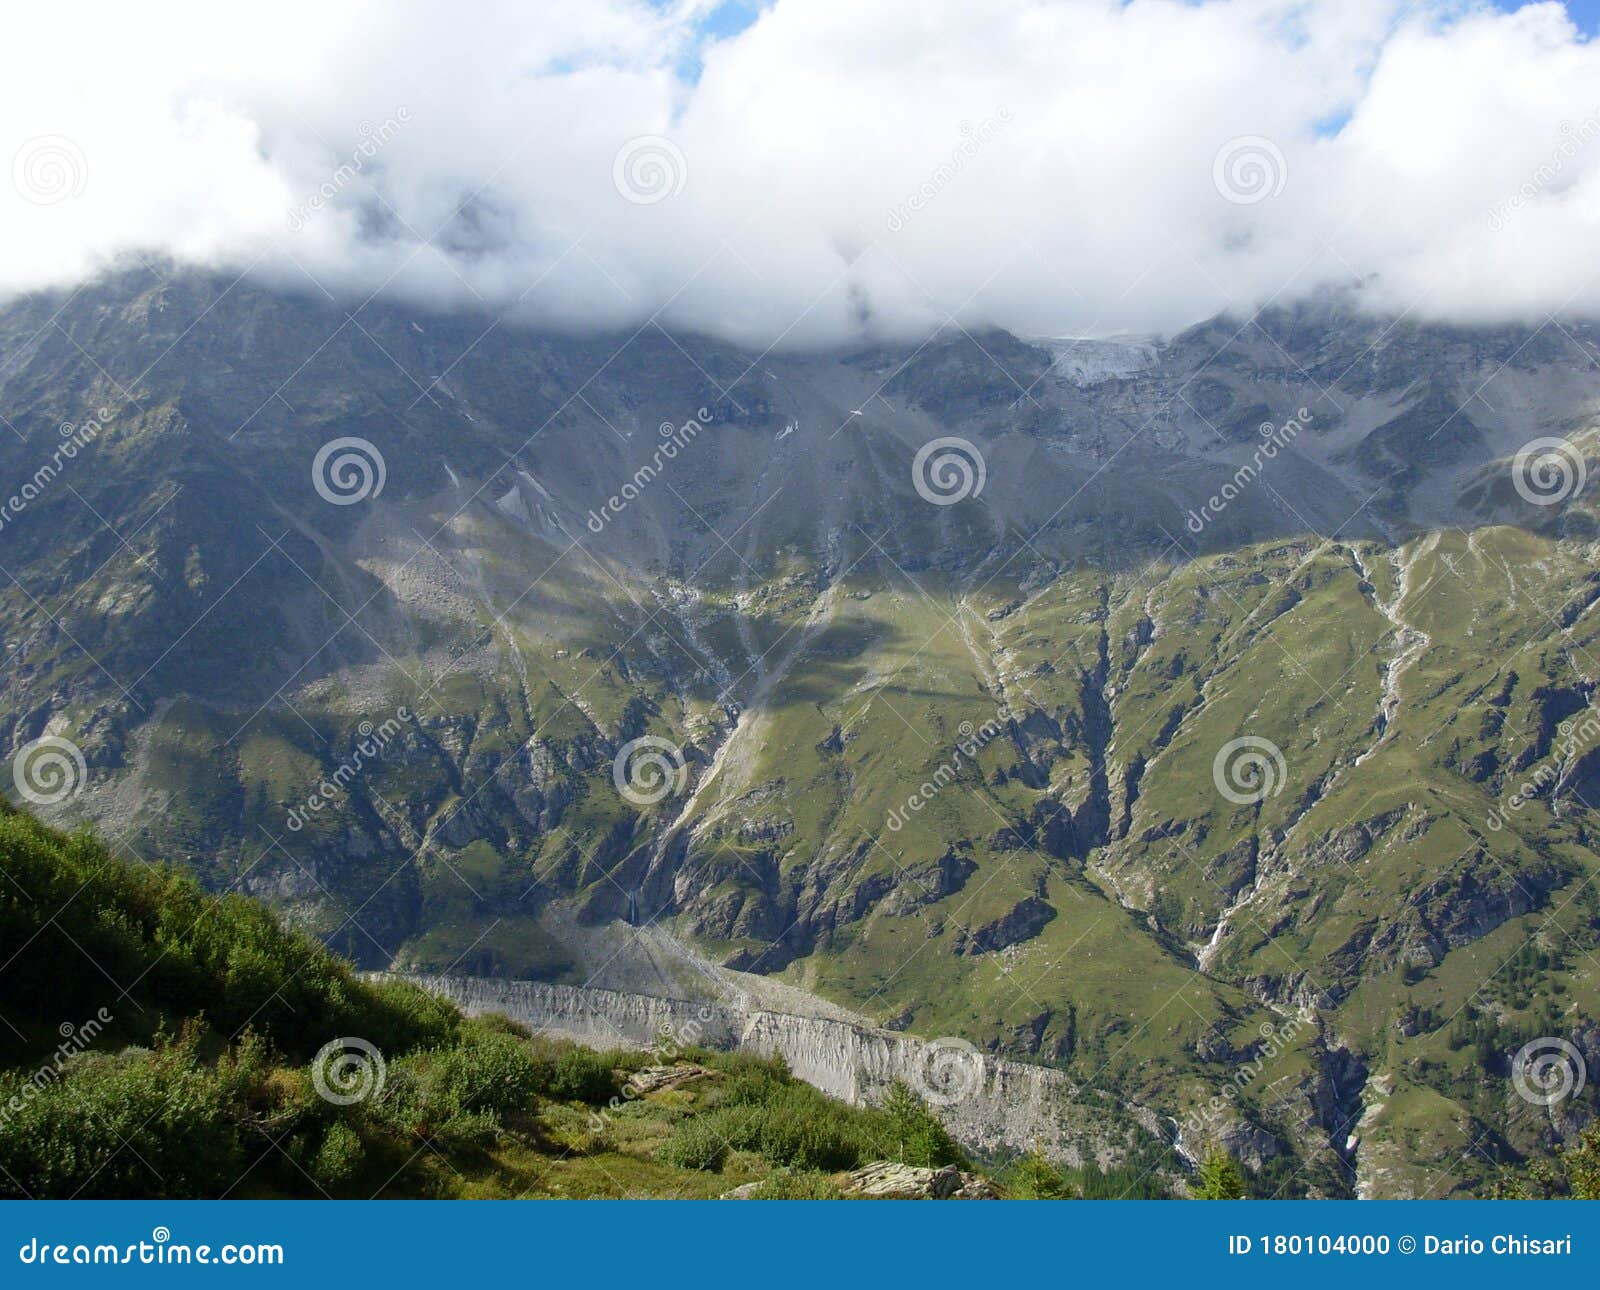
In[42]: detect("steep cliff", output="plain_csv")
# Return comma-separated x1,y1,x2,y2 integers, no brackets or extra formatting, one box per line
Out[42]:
400,973,1145,1167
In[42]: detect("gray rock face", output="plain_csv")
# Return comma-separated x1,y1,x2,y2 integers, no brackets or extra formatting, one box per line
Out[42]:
398,973,1127,1166
842,1161,999,1199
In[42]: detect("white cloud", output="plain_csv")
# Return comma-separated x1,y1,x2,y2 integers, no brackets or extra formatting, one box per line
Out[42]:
2,0,1599,345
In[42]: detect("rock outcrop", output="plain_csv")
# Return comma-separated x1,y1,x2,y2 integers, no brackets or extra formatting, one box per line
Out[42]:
841,1162,999,1199
397,973,1125,1166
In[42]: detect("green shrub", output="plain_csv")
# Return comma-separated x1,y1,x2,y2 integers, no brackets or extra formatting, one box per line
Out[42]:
1191,1149,1247,1199
0,1041,244,1199
657,1117,729,1172
747,1170,844,1199
0,805,456,1064
1008,1146,1075,1198
702,1085,872,1172
706,1054,788,1108
310,1121,365,1188
547,1048,619,1104
1059,1160,1171,1199
433,1033,545,1116
379,1031,546,1145
877,1081,966,1168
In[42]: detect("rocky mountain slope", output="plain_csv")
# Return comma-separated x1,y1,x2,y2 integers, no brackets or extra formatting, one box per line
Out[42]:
3,264,1599,1195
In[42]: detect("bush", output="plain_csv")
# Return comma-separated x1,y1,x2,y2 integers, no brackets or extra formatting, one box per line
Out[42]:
657,1117,729,1172
0,805,457,1064
703,1085,872,1172
547,1048,619,1104
310,1122,364,1188
433,1033,545,1116
877,1081,965,1168
1192,1149,1247,1199
1008,1147,1075,1199
380,1031,546,1145
707,1054,788,1108
0,1040,244,1199
748,1170,844,1199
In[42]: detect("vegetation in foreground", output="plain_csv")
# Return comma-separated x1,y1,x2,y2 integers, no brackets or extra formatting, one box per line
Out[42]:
0,802,982,1199
4,800,1589,1200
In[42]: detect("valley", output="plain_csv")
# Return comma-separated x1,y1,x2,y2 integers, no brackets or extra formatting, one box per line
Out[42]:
3,266,1600,1195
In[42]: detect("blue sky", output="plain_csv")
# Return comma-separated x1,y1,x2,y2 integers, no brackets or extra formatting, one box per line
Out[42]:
684,1,1600,42
670,1,1599,92
1525,0,1600,30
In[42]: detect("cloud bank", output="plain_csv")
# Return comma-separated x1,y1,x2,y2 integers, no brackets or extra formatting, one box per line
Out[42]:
4,0,1600,346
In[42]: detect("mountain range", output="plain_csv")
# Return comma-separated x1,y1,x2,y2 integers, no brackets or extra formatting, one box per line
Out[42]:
3,263,1599,1196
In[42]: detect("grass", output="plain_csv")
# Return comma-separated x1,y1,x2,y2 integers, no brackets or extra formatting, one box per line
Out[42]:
0,801,996,1199
10,496,1600,1193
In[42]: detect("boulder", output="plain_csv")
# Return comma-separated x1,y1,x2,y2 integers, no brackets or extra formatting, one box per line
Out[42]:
841,1161,999,1200
624,1064,719,1095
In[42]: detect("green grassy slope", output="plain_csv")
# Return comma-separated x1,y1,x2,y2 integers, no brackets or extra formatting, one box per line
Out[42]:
0,802,1005,1199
